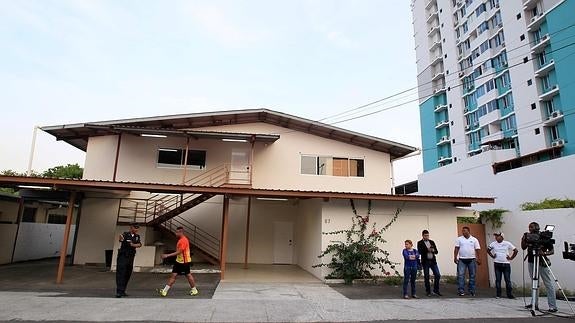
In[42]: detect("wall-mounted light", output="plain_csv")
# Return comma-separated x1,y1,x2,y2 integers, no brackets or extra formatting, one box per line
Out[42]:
256,197,289,201
222,138,248,142
141,134,167,138
158,148,178,152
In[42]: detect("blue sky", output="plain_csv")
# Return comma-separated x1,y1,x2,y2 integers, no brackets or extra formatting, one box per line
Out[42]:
0,0,422,184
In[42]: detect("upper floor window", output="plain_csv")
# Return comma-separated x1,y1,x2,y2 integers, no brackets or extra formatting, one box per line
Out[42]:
157,148,206,169
300,155,364,177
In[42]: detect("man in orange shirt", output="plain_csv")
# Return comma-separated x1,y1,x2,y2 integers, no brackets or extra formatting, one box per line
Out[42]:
157,227,198,296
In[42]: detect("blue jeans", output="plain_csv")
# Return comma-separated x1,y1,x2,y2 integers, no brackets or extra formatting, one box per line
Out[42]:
403,266,417,296
494,262,513,297
422,262,441,294
528,262,557,310
457,258,476,293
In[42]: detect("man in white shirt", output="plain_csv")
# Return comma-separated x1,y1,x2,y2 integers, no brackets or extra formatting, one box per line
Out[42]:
453,226,482,296
487,231,518,299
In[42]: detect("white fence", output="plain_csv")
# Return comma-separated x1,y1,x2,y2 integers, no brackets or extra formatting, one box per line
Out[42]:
484,208,575,291
12,223,76,262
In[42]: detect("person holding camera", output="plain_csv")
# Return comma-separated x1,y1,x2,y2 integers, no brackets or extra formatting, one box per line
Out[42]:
453,226,481,296
521,222,558,312
116,222,142,298
487,231,517,299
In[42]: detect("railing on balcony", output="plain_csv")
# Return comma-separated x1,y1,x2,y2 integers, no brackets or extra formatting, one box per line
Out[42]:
185,163,252,187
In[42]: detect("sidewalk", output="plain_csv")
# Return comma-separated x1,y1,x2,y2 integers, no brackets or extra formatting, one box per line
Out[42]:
1,282,572,322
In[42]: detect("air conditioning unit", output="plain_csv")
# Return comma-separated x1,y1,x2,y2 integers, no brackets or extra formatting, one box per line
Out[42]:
551,139,565,147
551,110,562,118
464,108,469,113
531,16,537,23
502,61,508,67
459,71,465,78
465,125,470,130
441,136,449,142
481,145,491,152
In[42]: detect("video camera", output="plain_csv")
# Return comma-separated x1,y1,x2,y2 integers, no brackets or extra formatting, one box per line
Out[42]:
564,241,575,261
524,224,555,249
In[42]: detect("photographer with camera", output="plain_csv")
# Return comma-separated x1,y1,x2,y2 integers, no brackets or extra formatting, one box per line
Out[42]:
521,222,557,313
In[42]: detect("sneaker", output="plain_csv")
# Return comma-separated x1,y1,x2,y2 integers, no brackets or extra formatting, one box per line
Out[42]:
548,308,558,313
156,288,167,297
495,296,500,299
432,291,443,296
189,287,199,296
412,295,419,299
458,292,465,296
507,295,515,299
403,295,409,299
426,293,432,297
469,291,475,296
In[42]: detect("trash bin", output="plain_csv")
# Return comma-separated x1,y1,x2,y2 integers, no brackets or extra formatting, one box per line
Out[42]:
105,249,113,268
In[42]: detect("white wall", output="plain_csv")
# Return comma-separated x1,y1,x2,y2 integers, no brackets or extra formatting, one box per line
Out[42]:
295,199,323,278
12,223,76,262
418,154,575,212
73,196,121,265
0,200,19,223
484,208,575,290
0,224,17,264
320,199,474,279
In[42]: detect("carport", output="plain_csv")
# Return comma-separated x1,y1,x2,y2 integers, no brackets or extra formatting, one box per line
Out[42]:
0,175,494,284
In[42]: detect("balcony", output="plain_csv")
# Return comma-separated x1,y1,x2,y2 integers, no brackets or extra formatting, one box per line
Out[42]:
503,128,518,138
539,84,560,101
468,142,481,152
479,108,501,126
500,104,515,117
481,131,504,144
436,136,450,146
427,10,439,23
430,40,442,51
435,120,450,129
527,12,546,32
434,104,448,112
494,62,508,75
535,59,555,78
497,84,512,97
437,155,453,164
428,25,440,37
543,110,564,126
432,71,445,81
430,54,443,66
523,0,539,10
531,34,550,54
433,86,446,95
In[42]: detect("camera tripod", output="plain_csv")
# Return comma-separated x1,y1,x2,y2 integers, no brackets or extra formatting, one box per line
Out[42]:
528,247,575,317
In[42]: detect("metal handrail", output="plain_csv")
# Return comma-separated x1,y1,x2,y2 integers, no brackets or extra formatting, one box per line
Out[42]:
185,164,229,186
160,215,220,259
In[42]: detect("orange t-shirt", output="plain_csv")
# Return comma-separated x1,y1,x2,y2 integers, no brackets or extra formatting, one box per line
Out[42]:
176,236,191,264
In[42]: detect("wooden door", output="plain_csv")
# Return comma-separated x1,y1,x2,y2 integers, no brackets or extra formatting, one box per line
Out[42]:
457,223,489,288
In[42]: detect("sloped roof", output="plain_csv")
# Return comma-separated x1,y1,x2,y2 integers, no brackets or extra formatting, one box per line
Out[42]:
41,109,417,159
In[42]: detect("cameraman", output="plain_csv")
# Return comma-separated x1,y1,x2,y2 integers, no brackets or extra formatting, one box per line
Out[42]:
521,222,558,313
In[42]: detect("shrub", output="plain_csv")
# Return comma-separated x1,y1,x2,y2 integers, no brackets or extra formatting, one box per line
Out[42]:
521,198,575,211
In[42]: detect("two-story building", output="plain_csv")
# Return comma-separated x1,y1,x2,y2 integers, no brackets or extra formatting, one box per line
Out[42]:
2,109,492,281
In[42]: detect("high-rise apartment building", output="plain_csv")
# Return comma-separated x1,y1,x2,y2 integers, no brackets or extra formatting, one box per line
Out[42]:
411,0,574,174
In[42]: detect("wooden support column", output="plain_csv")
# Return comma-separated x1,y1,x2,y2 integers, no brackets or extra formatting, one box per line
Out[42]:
243,196,252,269
220,195,230,280
112,134,122,181
56,191,77,284
182,137,190,184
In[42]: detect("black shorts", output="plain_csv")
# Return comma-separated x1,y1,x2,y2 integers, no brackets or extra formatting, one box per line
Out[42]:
172,262,191,275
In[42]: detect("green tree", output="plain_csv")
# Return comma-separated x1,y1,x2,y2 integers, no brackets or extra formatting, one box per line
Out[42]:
42,164,83,179
314,199,402,284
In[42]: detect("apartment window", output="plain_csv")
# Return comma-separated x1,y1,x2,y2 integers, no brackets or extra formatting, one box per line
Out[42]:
22,207,37,223
520,34,525,41
544,100,555,114
534,128,540,135
531,103,537,110
538,51,547,67
157,148,206,169
516,13,522,20
541,75,551,90
48,214,67,224
300,155,364,177
549,125,560,141
527,79,532,86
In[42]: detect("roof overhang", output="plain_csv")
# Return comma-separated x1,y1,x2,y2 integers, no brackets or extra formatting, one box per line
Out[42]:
41,109,417,159
0,176,495,207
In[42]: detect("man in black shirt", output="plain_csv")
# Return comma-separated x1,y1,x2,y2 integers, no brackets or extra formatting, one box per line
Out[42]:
116,223,141,298
417,230,442,297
